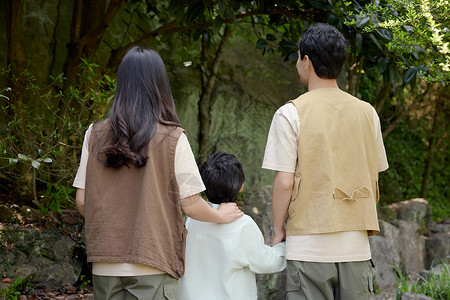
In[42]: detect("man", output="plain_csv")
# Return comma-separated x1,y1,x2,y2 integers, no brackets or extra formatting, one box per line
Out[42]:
262,23,389,299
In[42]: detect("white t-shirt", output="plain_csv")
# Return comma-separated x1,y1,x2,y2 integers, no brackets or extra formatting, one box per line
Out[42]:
179,203,286,300
73,124,206,275
262,102,389,262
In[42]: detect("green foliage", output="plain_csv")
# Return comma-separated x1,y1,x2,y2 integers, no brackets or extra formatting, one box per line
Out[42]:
79,275,91,291
0,276,34,300
39,183,74,216
0,277,22,300
358,0,450,83
0,59,115,209
395,262,450,299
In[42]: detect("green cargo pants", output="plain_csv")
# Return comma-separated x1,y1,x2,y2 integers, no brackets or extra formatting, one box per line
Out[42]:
93,274,178,300
286,260,375,300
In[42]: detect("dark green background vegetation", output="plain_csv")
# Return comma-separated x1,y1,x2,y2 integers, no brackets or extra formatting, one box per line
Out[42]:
0,0,448,222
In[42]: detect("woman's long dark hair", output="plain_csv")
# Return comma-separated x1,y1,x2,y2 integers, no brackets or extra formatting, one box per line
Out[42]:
100,46,181,168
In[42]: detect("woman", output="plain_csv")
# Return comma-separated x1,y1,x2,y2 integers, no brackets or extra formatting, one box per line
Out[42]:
73,46,242,299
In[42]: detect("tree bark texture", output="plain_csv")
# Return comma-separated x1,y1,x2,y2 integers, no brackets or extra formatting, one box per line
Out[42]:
5,0,27,112
197,26,232,163
62,0,124,95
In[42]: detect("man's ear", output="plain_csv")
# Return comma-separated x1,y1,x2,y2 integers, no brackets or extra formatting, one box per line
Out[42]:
304,55,311,69
239,183,244,192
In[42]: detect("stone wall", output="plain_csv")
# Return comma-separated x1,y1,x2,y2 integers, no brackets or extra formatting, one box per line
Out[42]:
1,194,449,299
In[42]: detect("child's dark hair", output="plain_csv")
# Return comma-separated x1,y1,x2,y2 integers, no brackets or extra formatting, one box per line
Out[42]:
199,152,245,204
299,23,348,79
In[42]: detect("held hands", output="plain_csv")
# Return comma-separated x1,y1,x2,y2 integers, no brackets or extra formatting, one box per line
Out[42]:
270,227,286,246
217,202,244,223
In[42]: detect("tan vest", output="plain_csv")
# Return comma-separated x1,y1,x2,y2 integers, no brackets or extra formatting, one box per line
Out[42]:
287,88,380,236
84,120,186,278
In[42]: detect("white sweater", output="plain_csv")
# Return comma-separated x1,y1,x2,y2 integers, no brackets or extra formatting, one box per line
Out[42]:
179,204,286,300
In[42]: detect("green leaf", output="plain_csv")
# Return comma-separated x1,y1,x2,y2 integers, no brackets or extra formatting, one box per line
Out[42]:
8,158,18,165
213,16,223,33
369,33,383,51
266,33,277,41
184,3,204,24
376,28,393,41
403,66,418,83
38,149,43,157
278,40,298,49
357,16,370,28
285,51,298,61
389,64,401,82
18,153,28,161
309,0,333,10
31,160,41,169
377,58,389,73
43,157,53,163
256,38,268,49
356,33,363,51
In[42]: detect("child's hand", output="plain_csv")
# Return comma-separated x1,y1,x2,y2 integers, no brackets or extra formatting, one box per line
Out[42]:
217,202,244,223
270,228,286,246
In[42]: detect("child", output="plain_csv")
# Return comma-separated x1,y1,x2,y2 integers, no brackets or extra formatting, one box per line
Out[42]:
73,47,243,300
179,152,286,300
262,23,389,299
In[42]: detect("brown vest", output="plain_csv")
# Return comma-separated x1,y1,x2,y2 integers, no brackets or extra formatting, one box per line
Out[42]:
84,120,186,278
287,88,380,236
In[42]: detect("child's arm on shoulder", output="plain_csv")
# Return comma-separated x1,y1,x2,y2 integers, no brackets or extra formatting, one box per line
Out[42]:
180,194,243,223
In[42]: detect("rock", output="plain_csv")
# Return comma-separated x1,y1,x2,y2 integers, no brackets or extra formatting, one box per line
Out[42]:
370,218,426,288
370,220,401,288
395,220,426,273
13,265,36,280
0,225,84,290
387,198,430,234
0,205,15,223
425,221,450,269
400,292,434,300
60,209,80,225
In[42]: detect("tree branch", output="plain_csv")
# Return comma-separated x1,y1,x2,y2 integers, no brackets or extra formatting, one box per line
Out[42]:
107,8,301,70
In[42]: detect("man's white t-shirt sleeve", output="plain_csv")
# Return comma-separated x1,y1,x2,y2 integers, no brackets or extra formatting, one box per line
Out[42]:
372,107,389,172
262,103,298,173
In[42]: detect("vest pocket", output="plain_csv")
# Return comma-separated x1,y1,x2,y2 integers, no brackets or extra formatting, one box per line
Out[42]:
288,175,301,220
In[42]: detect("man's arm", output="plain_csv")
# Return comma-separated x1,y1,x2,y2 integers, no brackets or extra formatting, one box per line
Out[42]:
271,171,294,246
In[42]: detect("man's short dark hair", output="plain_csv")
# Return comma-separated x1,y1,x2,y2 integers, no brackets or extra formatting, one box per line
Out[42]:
299,23,348,79
199,152,245,204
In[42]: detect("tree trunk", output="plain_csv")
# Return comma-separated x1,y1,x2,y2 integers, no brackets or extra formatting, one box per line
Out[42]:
197,27,232,163
374,80,391,114
5,0,27,113
62,0,124,98
420,91,440,198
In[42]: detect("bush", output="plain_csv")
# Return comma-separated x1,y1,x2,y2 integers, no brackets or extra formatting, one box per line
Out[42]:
0,60,115,216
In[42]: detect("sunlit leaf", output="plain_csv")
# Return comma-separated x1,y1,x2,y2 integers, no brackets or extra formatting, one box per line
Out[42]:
31,160,41,169
18,153,28,161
